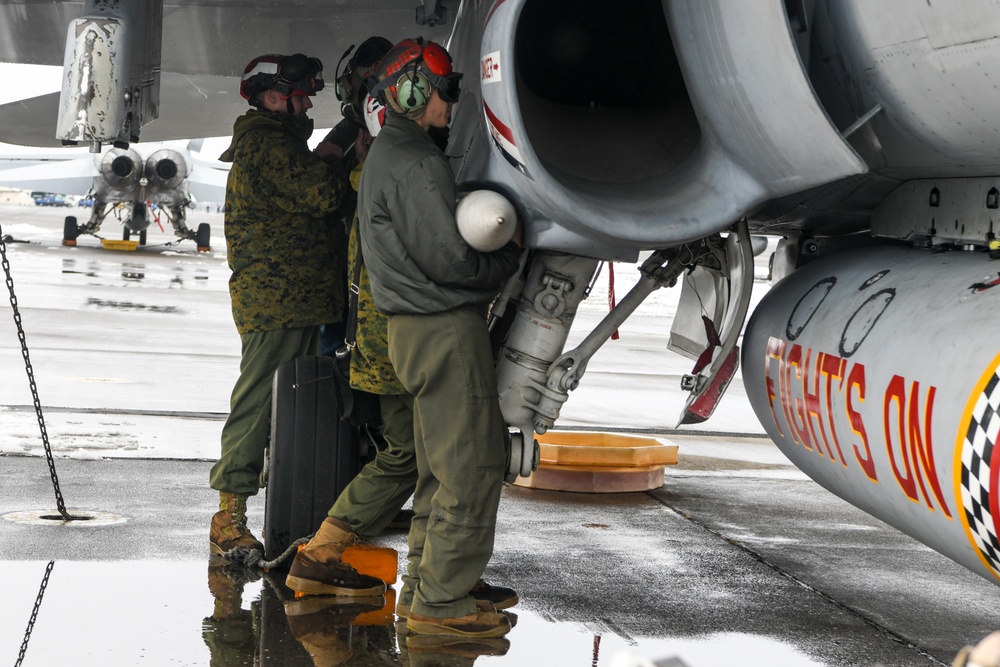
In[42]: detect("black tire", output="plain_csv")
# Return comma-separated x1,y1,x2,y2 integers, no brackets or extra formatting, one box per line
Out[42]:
196,222,211,248
264,356,362,565
139,228,147,246
257,572,306,663
122,227,131,241
62,216,79,242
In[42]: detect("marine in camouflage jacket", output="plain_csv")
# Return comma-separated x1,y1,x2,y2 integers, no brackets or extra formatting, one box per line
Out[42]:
220,109,348,334
347,202,405,395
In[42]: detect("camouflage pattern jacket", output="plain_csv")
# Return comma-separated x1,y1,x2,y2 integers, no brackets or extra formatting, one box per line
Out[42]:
347,218,405,394
358,112,521,316
220,109,348,334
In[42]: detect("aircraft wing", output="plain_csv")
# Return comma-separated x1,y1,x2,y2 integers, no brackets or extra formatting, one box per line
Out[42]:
0,154,98,195
187,163,229,204
0,142,229,201
0,0,449,147
0,73,261,148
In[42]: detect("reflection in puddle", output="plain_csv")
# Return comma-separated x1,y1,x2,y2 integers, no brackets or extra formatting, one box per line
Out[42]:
168,266,209,289
60,256,219,290
3,561,828,667
84,297,180,313
171,266,185,289
120,263,146,282
60,258,97,278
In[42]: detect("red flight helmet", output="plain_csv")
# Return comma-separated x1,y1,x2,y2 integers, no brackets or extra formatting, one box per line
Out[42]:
371,38,462,118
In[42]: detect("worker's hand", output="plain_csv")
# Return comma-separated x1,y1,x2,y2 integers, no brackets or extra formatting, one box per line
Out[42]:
354,129,374,161
314,141,343,158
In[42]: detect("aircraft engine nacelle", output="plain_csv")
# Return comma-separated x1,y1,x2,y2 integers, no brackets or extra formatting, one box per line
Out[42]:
742,245,1000,586
144,149,189,205
447,0,867,257
96,147,143,199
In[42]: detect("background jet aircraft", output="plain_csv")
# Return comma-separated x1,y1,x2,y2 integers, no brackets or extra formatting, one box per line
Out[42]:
2,0,1000,591
0,140,228,248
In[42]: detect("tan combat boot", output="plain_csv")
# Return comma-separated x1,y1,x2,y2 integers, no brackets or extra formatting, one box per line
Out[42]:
406,608,512,638
285,517,386,597
206,561,242,620
209,491,264,556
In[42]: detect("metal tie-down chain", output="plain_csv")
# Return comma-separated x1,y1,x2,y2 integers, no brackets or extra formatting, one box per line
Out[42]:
1,225,75,520
15,560,54,667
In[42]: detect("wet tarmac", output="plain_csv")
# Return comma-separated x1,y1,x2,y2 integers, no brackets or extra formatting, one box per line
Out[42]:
3,205,1000,666
6,450,1000,667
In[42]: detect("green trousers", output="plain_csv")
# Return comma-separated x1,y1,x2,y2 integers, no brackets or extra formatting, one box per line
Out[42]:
329,393,418,540
210,327,321,495
388,308,507,619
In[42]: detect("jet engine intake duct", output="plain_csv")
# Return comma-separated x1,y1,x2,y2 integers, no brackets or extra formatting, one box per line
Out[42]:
479,0,867,250
97,147,142,198
515,0,696,186
144,149,189,204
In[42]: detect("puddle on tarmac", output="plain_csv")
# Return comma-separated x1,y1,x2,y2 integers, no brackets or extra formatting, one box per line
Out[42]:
2,561,827,667
60,256,217,290
120,263,146,282
83,297,182,313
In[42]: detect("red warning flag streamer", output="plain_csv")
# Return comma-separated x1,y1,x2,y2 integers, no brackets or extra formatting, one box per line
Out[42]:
609,262,620,340
691,315,722,374
146,200,165,232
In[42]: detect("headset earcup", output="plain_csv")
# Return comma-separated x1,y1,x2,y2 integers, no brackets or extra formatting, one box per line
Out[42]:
396,72,428,110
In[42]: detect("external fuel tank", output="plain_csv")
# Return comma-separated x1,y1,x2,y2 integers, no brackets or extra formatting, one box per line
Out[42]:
742,245,1000,584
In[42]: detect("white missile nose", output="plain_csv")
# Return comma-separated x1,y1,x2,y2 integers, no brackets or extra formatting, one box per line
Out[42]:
966,631,1000,666
456,190,518,251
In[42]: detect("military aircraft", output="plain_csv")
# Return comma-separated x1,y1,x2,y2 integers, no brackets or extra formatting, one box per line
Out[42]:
0,140,227,248
2,0,1000,591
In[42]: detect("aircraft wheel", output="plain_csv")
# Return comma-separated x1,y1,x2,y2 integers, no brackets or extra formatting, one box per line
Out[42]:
123,227,131,241
62,216,79,246
196,223,211,250
139,229,147,246
505,431,539,483
264,356,361,564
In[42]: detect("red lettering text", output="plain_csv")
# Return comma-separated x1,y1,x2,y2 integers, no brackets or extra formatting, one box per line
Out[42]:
882,378,952,517
846,362,877,482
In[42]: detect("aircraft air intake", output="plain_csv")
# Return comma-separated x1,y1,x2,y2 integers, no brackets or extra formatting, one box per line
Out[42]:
473,0,868,253
154,159,178,181
98,147,142,195
144,149,190,204
110,156,136,179
514,0,696,186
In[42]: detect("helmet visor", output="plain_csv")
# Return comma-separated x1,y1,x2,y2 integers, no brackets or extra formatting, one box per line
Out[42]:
278,54,325,97
428,71,462,104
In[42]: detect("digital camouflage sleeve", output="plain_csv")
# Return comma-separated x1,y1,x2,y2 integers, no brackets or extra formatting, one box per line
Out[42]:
221,110,349,334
